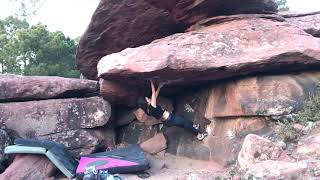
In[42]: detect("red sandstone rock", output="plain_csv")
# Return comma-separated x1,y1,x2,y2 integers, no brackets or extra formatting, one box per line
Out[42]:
204,72,320,118
238,134,284,169
98,18,320,105
203,117,269,166
297,132,320,158
0,129,11,172
140,133,167,154
76,0,178,79
281,11,320,37
120,121,158,145
164,89,271,165
145,0,277,26
0,97,111,137
0,74,98,102
115,109,136,127
0,155,56,179
244,160,320,179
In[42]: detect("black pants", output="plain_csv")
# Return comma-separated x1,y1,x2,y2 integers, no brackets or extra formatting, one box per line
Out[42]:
164,113,199,135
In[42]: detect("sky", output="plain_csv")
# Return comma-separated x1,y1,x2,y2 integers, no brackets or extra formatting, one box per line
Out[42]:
0,0,320,39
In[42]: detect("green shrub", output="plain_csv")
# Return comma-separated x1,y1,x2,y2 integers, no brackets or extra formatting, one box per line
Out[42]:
296,85,320,124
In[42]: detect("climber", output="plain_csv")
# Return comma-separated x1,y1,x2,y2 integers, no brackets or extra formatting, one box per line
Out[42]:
137,80,208,141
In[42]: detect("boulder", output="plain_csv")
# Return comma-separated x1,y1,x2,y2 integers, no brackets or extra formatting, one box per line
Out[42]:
114,108,136,127
205,71,320,118
238,134,284,169
140,133,167,154
145,0,277,26
162,88,271,165
244,160,320,179
0,74,98,102
98,17,320,105
76,0,178,79
118,121,158,145
282,11,320,37
40,128,115,157
164,117,270,164
99,79,141,106
187,13,286,31
0,129,12,173
0,97,111,137
0,155,57,179
204,117,271,166
297,132,320,158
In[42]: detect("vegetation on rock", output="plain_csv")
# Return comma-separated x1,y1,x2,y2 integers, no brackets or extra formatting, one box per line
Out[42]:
296,85,320,124
276,85,320,142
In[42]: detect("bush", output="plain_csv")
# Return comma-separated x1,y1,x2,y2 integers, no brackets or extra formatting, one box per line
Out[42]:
296,85,320,124
276,84,320,142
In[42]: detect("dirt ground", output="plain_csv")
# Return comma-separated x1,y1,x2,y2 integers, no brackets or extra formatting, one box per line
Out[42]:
119,154,227,180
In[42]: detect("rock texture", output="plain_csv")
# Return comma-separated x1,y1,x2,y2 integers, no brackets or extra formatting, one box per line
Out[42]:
161,88,271,165
238,134,284,169
0,97,111,137
244,160,320,179
282,11,320,37
140,133,167,154
119,121,158,145
0,96,113,156
98,18,320,105
297,132,320,158
0,129,11,173
205,71,320,118
0,74,98,102
0,155,57,179
114,109,136,127
145,0,277,26
76,0,178,79
204,117,271,166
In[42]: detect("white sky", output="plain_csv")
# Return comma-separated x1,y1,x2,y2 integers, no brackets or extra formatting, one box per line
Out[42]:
0,0,320,38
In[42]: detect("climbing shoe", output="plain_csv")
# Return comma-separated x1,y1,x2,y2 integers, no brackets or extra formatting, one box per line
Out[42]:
193,124,200,130
197,132,208,141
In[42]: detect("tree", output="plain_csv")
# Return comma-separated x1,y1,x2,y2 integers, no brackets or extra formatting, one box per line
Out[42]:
276,0,289,11
0,16,79,78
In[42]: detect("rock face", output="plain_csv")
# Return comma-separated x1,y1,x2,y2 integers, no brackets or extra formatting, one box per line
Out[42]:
297,132,320,158
0,74,98,102
0,129,11,173
118,121,159,145
0,96,113,157
244,160,320,179
205,72,320,118
145,0,277,26
0,155,56,179
140,133,167,154
282,11,320,37
238,134,284,169
98,17,320,105
0,97,111,137
76,0,178,79
162,88,271,165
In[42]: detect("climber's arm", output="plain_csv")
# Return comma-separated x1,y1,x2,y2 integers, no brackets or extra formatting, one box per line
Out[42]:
150,80,157,107
150,80,166,107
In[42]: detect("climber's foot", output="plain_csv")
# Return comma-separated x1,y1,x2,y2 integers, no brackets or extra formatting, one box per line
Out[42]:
193,124,200,130
197,132,208,141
